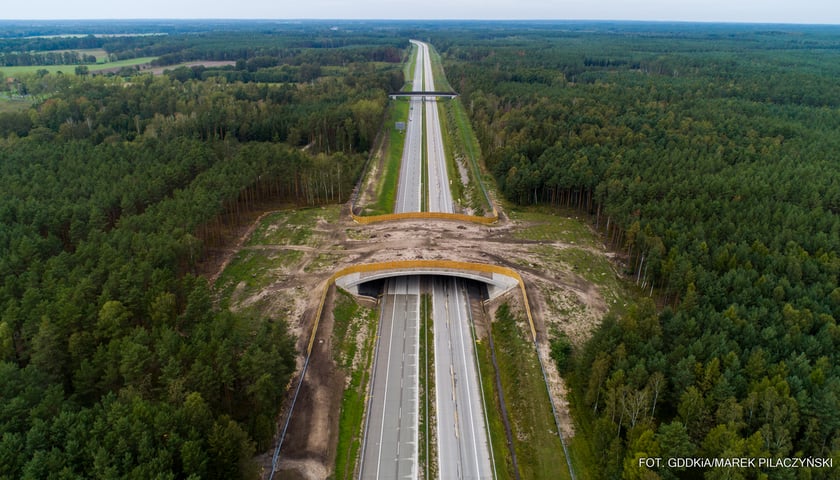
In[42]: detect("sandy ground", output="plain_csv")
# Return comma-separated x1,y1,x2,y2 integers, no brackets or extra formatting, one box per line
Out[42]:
206,196,621,479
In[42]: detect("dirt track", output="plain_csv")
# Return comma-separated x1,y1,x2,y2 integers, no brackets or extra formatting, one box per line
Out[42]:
213,202,618,479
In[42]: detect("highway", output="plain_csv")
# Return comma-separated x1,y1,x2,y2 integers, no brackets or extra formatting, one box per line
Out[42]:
420,43,493,480
417,38,493,479
361,42,427,479
360,277,420,480
433,278,494,480
416,40,454,214
395,41,426,214
360,40,493,480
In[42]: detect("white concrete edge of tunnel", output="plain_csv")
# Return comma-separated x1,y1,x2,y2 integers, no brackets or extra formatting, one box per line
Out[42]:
334,269,519,300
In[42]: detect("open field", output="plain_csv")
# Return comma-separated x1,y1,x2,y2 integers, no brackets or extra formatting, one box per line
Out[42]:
0,56,157,77
246,207,339,247
38,48,109,60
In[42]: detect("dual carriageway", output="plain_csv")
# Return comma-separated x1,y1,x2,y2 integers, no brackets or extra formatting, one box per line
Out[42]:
359,40,495,480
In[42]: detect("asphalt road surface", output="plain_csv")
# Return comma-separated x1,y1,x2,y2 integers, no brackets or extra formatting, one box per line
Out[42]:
417,39,493,479
360,42,426,479
433,278,494,480
360,276,420,480
395,41,426,214
418,40,454,214
361,40,493,480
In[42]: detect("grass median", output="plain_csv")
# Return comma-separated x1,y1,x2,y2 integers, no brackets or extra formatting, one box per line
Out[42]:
419,292,436,479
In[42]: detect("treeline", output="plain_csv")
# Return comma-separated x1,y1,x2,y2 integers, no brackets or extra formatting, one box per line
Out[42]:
0,23,407,71
0,51,97,67
152,44,404,68
1,60,398,152
0,31,400,478
0,33,105,54
162,59,404,92
435,25,840,478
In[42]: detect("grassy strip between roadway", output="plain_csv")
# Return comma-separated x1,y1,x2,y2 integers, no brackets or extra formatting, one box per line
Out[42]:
419,292,436,480
421,124,429,212
333,289,378,480
367,99,409,215
421,101,428,212
446,98,491,215
492,303,572,480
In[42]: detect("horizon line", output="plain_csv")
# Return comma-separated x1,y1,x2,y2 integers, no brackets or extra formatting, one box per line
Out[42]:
1,18,840,27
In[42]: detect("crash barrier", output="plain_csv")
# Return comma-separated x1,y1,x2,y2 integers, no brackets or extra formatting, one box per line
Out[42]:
350,208,499,225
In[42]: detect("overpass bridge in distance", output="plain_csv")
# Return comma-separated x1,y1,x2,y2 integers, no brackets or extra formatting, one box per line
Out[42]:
388,90,459,99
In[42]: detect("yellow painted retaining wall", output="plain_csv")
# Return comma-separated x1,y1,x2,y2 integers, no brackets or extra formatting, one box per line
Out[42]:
351,207,499,225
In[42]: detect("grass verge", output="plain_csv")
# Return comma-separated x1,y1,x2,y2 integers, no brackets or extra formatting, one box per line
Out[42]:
333,289,378,480
447,98,491,215
475,340,515,480
426,44,452,92
434,99,466,211
366,99,409,215
492,303,572,480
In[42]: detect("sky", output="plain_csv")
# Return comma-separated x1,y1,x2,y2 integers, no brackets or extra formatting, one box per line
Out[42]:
4,0,840,25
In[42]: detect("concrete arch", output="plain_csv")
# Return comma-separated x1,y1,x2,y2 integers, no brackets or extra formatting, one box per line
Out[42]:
335,261,518,300
333,259,519,300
